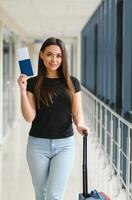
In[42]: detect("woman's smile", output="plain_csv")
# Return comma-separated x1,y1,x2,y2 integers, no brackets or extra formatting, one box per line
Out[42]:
49,63,58,67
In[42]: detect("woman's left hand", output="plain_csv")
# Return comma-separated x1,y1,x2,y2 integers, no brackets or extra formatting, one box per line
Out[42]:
76,125,90,136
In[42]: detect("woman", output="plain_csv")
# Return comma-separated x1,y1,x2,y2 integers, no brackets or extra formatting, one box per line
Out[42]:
17,37,88,200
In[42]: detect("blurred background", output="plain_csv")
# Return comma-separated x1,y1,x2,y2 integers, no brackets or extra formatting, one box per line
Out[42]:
0,0,132,199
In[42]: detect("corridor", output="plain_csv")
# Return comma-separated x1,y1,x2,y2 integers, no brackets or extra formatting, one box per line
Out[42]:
0,0,132,199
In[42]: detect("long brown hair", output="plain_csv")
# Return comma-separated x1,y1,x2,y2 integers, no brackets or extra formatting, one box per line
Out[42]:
34,37,75,108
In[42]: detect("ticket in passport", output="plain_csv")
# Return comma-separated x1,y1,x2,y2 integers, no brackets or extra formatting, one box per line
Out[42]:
18,47,34,76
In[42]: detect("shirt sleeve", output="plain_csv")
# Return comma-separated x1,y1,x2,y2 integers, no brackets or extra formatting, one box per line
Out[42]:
71,76,81,93
26,77,36,93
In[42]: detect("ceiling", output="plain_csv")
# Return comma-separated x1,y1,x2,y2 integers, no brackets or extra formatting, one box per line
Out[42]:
0,0,102,40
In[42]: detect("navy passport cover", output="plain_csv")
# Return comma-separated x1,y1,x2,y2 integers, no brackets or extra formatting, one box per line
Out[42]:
19,59,34,76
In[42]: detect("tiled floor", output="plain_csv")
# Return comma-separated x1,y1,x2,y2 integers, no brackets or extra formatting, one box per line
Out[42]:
0,120,83,200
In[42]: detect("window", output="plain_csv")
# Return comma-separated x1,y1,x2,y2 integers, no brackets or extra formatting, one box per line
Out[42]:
94,24,98,95
116,0,123,113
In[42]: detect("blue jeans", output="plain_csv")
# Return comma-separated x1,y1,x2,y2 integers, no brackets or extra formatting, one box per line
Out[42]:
26,135,75,200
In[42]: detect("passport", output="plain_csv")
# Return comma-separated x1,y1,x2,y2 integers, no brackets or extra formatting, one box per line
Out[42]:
17,47,34,76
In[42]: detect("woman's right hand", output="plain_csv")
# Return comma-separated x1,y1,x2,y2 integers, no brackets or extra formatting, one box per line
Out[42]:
17,74,28,93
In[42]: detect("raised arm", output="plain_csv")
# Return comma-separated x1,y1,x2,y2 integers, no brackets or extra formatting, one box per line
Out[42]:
17,75,36,122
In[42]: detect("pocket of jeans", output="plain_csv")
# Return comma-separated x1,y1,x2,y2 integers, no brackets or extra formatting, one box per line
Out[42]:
27,136,39,146
57,136,75,150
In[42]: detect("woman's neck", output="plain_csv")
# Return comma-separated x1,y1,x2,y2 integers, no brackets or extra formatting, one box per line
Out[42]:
46,72,60,78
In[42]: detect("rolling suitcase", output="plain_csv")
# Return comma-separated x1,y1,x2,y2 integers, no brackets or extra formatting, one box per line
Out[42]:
79,131,111,200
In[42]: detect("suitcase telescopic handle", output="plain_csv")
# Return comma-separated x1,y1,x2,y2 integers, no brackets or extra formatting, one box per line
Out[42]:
83,130,88,197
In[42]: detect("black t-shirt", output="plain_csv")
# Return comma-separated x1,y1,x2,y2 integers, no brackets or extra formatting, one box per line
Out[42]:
26,76,81,139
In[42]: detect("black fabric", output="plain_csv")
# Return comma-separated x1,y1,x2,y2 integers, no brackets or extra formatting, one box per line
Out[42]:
26,76,81,139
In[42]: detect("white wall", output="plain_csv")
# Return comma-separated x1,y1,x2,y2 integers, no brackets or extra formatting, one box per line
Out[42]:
0,20,3,145
0,9,30,145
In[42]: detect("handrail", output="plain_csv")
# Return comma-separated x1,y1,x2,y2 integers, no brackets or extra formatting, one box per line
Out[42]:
82,86,132,128
82,86,132,199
